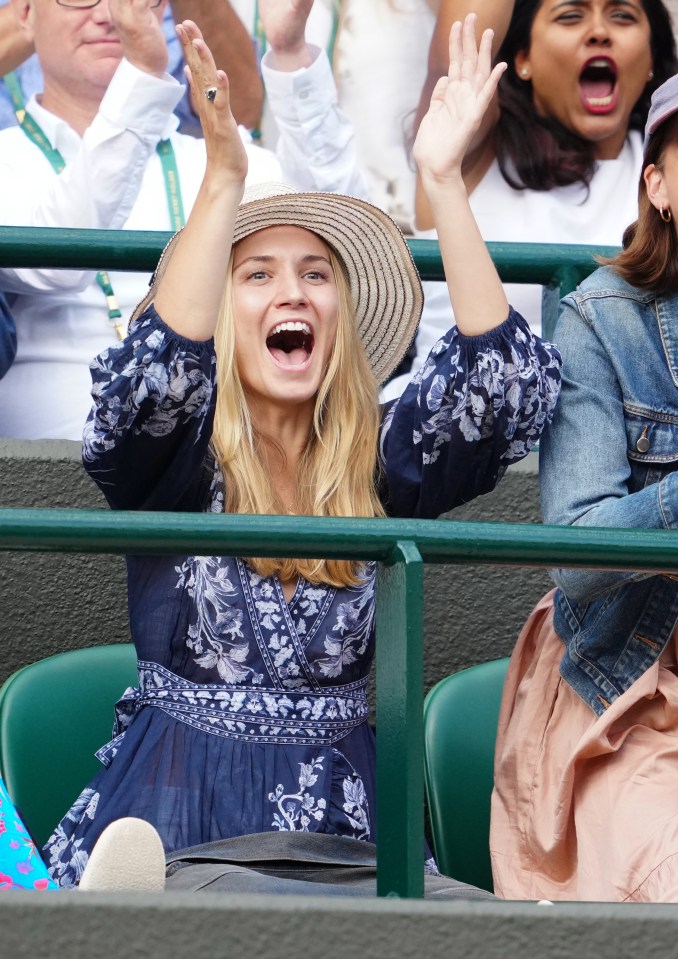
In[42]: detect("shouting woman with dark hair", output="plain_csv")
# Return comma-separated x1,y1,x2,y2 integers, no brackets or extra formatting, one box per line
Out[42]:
382,0,678,399
491,73,678,903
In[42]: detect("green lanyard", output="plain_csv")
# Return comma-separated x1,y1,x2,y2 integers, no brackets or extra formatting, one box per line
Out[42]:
3,70,186,339
251,0,340,141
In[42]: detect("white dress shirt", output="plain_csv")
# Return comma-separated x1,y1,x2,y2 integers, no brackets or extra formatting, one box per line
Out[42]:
0,59,282,440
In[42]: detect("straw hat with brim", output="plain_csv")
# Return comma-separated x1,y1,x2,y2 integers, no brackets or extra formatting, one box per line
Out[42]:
132,182,424,386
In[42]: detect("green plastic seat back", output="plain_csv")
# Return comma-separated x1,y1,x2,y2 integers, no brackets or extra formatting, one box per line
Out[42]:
423,657,509,893
0,644,137,848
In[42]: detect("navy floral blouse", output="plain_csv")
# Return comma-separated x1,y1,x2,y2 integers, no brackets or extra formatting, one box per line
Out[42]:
44,305,560,887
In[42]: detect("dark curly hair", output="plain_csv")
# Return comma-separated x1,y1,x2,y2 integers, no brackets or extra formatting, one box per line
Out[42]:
494,0,677,190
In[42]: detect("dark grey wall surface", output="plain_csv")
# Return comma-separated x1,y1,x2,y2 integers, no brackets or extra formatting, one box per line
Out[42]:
0,439,549,688
3,893,678,959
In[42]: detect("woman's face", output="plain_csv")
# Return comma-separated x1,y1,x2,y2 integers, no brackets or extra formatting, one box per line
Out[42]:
231,225,339,419
515,0,653,158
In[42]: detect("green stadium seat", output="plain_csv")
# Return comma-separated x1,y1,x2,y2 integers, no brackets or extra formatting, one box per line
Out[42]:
423,658,509,893
0,644,137,848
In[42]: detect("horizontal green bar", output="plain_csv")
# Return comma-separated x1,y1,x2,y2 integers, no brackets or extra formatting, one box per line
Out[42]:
0,226,618,287
1,508,677,573
0,226,173,273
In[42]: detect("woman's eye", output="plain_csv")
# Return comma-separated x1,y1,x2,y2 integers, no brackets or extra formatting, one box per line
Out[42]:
304,271,329,281
247,271,269,281
555,10,582,21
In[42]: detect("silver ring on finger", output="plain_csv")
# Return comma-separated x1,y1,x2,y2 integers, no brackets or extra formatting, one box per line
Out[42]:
204,86,218,102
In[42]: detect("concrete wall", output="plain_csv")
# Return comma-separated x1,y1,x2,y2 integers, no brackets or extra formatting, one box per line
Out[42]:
3,892,678,959
0,439,550,688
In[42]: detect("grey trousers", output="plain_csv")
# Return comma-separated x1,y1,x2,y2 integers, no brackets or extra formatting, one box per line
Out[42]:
165,832,495,900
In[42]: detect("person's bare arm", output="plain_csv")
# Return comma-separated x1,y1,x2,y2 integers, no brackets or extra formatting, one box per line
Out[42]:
414,0,514,226
169,0,263,129
154,20,247,341
414,15,509,336
0,3,33,76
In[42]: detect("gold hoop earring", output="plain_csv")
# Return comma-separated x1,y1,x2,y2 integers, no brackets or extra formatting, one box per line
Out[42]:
661,206,673,223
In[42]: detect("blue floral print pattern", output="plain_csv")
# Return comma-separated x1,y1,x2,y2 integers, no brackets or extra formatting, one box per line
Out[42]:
380,308,561,517
269,758,328,831
42,304,560,886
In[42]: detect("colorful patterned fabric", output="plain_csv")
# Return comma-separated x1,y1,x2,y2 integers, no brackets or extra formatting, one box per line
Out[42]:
0,778,57,891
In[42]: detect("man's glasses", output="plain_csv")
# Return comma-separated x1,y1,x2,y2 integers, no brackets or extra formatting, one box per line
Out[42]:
56,0,163,8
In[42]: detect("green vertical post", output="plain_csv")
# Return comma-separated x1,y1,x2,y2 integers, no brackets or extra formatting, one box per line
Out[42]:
376,540,425,898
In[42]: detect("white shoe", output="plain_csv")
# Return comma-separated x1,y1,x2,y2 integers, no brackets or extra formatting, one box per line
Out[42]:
79,817,166,892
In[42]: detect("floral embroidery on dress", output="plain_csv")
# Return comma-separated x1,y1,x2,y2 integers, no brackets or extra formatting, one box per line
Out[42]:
179,556,263,685
342,775,370,840
380,310,561,471
269,758,327,831
45,789,99,887
318,578,375,679
83,313,214,464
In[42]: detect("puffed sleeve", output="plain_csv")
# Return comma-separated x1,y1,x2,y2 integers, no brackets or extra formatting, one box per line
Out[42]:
82,305,216,511
380,308,562,518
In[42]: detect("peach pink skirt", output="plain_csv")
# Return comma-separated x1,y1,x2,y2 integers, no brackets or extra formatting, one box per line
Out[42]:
491,590,678,902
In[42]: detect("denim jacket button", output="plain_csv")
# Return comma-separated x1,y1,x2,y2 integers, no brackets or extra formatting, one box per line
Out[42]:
636,428,651,453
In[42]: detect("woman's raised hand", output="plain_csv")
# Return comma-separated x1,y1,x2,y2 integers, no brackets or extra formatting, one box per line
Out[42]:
153,21,248,341
176,19,248,186
413,13,506,186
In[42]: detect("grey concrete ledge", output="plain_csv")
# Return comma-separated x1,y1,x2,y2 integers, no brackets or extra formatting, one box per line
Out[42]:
2,892,678,959
0,437,82,460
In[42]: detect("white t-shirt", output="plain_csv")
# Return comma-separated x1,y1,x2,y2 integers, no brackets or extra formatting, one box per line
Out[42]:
382,132,644,400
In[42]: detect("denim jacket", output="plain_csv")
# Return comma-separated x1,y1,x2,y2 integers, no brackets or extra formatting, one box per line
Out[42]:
541,265,678,715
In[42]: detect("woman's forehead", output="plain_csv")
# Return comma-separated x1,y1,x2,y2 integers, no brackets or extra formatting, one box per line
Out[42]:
235,225,331,259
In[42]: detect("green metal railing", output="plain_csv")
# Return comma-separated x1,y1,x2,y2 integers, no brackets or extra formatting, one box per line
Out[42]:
0,226,619,340
2,508,678,898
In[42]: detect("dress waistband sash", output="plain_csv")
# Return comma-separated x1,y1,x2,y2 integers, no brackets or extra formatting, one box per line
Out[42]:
96,661,370,765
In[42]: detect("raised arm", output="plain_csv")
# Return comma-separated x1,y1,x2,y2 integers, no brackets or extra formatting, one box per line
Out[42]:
0,3,32,75
0,0,181,295
152,20,247,340
414,0,513,227
257,0,368,196
169,0,263,129
84,22,245,508
413,14,508,336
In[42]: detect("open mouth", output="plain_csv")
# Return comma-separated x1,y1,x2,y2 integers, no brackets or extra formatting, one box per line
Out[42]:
579,57,618,113
266,321,315,368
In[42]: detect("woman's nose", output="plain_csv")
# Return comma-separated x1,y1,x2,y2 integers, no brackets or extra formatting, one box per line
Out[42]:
276,274,307,307
585,14,612,45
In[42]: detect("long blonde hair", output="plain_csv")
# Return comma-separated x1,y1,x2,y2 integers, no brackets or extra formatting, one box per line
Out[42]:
211,243,384,588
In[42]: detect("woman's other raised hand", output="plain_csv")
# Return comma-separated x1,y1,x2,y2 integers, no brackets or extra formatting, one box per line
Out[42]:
413,13,506,188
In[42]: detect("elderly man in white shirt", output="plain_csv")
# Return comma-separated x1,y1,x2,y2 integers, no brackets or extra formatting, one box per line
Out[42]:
0,0,281,440
0,0,376,440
